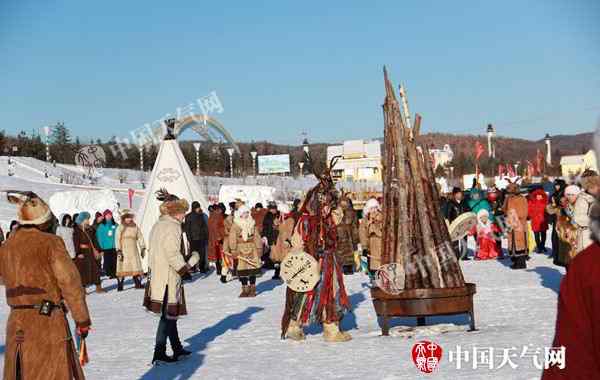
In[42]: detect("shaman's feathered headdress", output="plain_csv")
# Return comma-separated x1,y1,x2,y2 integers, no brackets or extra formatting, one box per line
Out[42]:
155,188,189,216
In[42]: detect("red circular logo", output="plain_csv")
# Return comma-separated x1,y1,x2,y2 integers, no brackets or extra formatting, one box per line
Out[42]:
411,340,443,374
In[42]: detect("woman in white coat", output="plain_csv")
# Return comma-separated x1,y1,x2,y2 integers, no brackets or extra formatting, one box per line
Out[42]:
115,209,146,291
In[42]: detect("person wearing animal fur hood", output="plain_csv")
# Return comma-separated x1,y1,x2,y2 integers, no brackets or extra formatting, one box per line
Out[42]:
229,204,263,297
359,198,383,274
143,189,200,365
0,191,91,379
570,171,600,253
543,133,600,380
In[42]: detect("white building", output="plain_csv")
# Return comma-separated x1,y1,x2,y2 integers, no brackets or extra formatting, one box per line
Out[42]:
429,144,454,169
326,140,382,181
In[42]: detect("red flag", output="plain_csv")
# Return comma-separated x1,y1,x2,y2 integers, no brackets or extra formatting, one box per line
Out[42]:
498,164,505,178
128,188,135,209
475,141,485,161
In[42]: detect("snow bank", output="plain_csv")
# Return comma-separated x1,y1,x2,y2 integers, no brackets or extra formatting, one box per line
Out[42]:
218,185,277,208
48,189,120,221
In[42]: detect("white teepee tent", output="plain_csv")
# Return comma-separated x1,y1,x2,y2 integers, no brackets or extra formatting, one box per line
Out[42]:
137,139,209,269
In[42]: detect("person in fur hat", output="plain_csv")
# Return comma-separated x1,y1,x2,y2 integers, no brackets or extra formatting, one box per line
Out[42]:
334,195,360,275
0,191,92,380
503,182,529,269
115,209,145,291
229,205,263,297
73,212,105,293
143,189,200,365
359,198,383,275
475,209,500,260
572,173,600,253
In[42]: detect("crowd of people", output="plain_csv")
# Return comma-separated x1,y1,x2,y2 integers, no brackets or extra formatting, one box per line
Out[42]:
439,171,599,270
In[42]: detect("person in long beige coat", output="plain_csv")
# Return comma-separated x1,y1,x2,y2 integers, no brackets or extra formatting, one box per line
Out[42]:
115,209,145,291
0,191,91,380
571,175,599,253
503,183,529,270
229,205,263,297
358,198,383,275
143,189,199,365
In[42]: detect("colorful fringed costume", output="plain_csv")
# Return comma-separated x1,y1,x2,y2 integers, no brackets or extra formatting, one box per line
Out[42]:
281,158,352,341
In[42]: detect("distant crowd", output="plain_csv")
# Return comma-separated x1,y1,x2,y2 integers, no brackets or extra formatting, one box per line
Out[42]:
440,171,597,270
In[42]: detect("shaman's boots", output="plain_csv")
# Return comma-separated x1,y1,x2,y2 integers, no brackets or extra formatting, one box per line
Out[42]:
285,320,305,341
323,322,352,343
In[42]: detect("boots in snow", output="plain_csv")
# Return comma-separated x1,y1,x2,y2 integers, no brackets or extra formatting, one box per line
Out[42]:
117,279,124,292
247,285,256,297
133,276,144,289
152,347,176,365
239,285,249,298
173,347,192,361
285,320,305,341
95,284,106,293
323,322,352,342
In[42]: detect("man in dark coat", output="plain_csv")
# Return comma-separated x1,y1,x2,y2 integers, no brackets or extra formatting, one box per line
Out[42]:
183,201,209,273
262,202,280,277
445,187,471,260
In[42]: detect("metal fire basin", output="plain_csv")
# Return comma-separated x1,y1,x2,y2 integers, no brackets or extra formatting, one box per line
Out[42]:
370,283,477,336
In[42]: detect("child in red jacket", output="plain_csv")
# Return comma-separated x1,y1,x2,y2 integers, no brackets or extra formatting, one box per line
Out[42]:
475,209,500,260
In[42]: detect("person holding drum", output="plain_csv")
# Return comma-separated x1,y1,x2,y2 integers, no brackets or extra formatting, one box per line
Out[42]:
445,187,472,260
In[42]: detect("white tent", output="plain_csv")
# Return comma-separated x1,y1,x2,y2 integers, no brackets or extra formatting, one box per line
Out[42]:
137,139,209,269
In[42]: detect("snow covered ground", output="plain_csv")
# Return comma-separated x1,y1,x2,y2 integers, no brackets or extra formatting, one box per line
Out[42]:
0,160,562,380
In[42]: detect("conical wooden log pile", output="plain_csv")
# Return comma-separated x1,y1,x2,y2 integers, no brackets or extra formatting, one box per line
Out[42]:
381,67,465,289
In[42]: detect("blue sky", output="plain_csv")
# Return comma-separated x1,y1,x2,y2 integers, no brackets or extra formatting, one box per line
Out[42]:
1,0,599,145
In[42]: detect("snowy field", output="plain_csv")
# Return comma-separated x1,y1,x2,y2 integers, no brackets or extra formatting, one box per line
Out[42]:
0,158,562,380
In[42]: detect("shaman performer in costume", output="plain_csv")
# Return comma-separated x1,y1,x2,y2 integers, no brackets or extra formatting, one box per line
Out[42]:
0,191,91,379
281,157,352,343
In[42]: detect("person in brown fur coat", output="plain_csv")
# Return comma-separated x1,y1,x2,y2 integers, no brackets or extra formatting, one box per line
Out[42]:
207,204,225,280
229,205,263,297
503,183,529,269
0,191,91,380
334,196,359,274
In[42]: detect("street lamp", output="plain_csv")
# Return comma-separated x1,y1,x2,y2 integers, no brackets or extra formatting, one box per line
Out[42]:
193,142,201,175
449,166,454,179
298,161,304,177
250,150,257,176
226,147,235,177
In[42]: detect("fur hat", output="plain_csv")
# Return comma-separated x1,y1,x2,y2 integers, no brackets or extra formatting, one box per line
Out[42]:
580,174,600,192
156,188,189,216
506,183,520,195
237,204,251,217
363,198,380,217
564,185,581,197
477,209,489,219
5,191,53,226
120,208,135,220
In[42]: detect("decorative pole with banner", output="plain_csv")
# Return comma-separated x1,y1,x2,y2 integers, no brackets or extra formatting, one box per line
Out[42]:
250,150,257,176
193,142,201,175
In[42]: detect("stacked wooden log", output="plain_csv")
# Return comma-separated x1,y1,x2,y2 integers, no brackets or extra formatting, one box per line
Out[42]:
381,67,465,289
